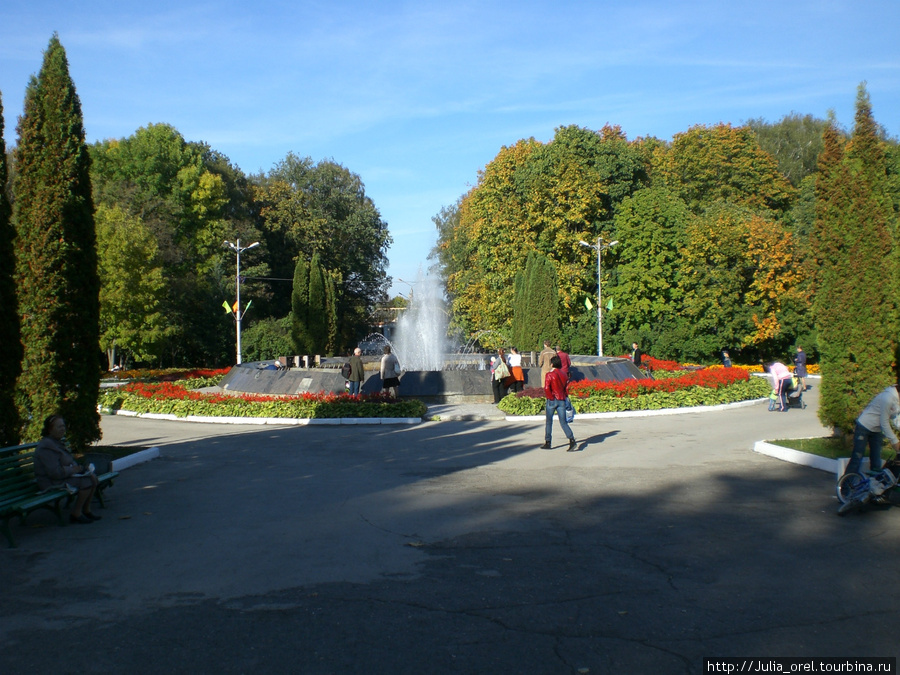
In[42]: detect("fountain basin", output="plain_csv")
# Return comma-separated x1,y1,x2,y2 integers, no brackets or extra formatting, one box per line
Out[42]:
218,357,643,403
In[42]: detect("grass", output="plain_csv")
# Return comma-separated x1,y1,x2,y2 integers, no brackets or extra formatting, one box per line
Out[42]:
770,436,851,460
772,436,900,463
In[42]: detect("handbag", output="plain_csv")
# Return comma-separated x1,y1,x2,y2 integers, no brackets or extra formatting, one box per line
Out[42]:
493,360,510,381
565,397,575,423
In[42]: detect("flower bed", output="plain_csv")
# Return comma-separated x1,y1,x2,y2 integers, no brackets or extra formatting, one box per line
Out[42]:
99,382,427,419
103,367,230,384
499,366,771,416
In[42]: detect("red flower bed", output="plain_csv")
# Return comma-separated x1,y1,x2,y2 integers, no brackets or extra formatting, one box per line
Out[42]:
158,368,231,382
564,367,749,399
640,355,682,372
119,381,394,405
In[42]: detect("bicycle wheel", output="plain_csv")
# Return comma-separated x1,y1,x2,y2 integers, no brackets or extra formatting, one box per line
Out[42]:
837,472,866,504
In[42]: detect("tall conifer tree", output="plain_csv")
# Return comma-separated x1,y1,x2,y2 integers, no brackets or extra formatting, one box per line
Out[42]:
517,252,560,351
307,253,327,354
812,85,897,432
13,35,101,448
291,255,312,355
0,92,23,445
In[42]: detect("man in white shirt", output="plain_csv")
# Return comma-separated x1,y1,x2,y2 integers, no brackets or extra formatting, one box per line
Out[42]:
845,384,900,475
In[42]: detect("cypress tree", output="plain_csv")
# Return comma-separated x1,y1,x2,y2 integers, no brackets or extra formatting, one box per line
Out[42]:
307,252,327,355
324,270,338,357
812,85,897,432
14,36,100,448
291,255,312,355
518,252,560,351
0,92,23,445
510,269,527,350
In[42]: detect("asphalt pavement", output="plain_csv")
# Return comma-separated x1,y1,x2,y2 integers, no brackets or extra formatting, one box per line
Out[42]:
4,385,898,674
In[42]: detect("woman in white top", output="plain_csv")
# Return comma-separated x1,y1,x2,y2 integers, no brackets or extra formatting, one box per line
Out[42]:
507,347,524,393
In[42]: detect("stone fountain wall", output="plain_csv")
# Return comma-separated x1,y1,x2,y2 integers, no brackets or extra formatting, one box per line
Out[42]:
218,357,643,403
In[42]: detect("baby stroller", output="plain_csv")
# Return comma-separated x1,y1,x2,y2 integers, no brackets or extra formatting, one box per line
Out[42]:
767,376,805,410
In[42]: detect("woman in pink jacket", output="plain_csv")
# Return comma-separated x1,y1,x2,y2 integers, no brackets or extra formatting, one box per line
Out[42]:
767,361,793,412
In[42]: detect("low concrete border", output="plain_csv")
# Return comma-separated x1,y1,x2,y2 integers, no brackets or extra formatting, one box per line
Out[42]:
752,440,839,474
506,397,766,423
111,446,160,472
106,409,421,426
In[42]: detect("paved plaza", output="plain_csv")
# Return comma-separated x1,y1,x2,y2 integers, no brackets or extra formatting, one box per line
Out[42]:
3,386,899,673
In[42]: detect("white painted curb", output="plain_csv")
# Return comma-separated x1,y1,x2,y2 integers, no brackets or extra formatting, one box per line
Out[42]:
753,440,840,475
506,397,768,422
106,410,420,426
111,446,160,471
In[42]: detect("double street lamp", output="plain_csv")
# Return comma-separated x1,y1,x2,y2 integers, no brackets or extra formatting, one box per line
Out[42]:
224,239,259,364
578,237,618,357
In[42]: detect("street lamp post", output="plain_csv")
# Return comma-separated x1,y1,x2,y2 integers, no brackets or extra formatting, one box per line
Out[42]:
579,237,618,357
396,278,414,301
224,238,259,364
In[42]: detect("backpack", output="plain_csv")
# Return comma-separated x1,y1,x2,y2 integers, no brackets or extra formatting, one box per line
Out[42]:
341,362,352,379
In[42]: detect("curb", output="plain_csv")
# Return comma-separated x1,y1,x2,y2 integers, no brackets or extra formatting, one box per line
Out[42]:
505,397,768,422
106,409,421,426
752,440,839,474
111,446,160,471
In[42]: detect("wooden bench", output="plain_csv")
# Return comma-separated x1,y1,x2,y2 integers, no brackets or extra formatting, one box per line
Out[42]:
0,443,120,548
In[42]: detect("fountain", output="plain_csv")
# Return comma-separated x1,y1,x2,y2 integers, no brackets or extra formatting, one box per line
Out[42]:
393,273,447,371
218,269,642,401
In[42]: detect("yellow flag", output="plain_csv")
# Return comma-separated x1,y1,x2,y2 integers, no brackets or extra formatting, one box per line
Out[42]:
222,300,232,313
585,297,593,310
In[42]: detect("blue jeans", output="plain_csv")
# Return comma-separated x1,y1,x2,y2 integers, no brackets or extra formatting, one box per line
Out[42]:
348,380,361,396
545,399,574,443
846,422,884,475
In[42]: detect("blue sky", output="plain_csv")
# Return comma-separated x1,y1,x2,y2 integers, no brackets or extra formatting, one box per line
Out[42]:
2,1,899,296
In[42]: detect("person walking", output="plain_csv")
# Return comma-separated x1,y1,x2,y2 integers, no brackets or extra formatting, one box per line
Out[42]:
793,346,808,391
555,344,571,380
541,355,576,452
380,346,401,398
538,341,556,388
348,347,365,396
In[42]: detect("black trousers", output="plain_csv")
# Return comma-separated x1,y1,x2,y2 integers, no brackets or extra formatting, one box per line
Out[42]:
492,377,507,403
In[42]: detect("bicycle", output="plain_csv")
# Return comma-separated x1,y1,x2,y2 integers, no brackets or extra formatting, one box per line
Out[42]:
836,458,900,515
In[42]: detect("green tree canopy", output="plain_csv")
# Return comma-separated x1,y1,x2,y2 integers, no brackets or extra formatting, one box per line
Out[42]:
748,113,828,187
96,204,170,367
658,123,796,215
257,154,391,350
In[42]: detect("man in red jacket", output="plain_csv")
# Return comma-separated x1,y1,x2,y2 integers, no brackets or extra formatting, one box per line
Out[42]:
542,355,577,451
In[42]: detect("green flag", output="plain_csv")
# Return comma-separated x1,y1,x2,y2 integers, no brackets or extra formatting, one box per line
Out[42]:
222,300,232,313
585,297,593,310
606,297,613,311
